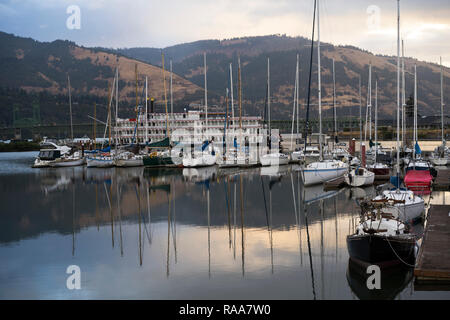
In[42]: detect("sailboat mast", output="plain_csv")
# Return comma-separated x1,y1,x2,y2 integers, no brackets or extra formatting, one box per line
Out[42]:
396,0,401,182
414,64,417,160
135,64,138,144
93,102,96,147
296,54,300,139
238,57,242,129
145,76,148,143
68,74,73,142
204,52,208,130
162,53,169,137
375,80,378,163
170,60,173,116
333,58,337,143
368,63,372,142
229,63,235,126
402,40,406,149
267,57,271,135
440,57,444,145
290,58,298,150
115,67,119,150
359,75,362,150
317,0,323,161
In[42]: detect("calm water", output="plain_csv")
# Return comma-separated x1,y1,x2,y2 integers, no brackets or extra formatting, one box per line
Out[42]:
0,151,449,300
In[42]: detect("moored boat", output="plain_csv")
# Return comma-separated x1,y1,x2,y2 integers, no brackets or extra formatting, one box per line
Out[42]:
345,167,375,187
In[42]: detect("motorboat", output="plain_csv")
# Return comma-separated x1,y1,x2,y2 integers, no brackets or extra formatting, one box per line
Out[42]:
32,142,71,168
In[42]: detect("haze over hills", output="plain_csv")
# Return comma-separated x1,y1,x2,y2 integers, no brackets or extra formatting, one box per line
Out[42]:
0,31,449,128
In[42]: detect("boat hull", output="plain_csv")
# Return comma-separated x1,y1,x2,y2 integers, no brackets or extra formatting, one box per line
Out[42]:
182,155,216,168
344,169,375,187
368,167,390,176
431,158,449,166
260,154,289,167
404,170,433,190
301,167,348,186
86,158,114,168
115,159,143,167
346,234,416,267
50,158,85,167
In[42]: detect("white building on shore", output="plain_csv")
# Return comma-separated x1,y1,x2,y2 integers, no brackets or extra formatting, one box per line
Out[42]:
114,110,265,147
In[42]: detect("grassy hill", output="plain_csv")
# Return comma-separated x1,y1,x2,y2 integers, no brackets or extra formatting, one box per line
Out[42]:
0,31,203,127
113,34,450,120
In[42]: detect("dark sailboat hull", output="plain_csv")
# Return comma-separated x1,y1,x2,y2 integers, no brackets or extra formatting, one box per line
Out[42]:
368,167,390,176
346,234,416,268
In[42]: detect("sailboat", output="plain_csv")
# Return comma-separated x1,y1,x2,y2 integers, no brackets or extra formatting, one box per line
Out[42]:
367,80,389,175
87,75,116,168
299,0,348,186
51,75,85,167
260,57,289,167
371,0,425,223
346,204,417,267
183,53,217,168
404,65,433,191
431,57,449,166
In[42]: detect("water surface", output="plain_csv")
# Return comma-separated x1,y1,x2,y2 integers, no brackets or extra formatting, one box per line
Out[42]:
0,151,449,300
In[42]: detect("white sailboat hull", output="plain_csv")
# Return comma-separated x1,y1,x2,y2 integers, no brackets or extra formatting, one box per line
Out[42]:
50,158,85,167
344,169,375,187
87,157,114,168
431,158,448,166
301,166,348,186
373,190,425,223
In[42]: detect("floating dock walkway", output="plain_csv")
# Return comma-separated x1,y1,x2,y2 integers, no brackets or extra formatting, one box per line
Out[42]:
414,205,450,289
434,169,450,191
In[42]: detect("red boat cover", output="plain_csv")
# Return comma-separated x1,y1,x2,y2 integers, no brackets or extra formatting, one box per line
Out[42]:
404,170,432,188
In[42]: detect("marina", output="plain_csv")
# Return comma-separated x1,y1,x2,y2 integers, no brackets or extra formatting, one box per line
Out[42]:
0,0,450,306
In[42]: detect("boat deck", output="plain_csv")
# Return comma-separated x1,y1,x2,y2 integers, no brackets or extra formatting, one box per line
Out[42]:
434,169,450,191
414,205,450,289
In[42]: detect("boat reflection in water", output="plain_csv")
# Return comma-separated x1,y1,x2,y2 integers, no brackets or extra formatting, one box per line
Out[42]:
346,259,413,300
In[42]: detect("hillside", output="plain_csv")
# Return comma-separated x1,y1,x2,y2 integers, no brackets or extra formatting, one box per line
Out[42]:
113,35,450,120
0,31,203,127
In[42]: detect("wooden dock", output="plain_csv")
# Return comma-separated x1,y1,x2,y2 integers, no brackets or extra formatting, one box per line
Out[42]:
434,169,450,191
414,205,450,289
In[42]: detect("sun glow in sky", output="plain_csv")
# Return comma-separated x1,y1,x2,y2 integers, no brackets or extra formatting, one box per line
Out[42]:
1,0,450,66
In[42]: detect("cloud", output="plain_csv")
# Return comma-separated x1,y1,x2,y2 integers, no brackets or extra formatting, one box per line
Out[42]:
0,0,449,66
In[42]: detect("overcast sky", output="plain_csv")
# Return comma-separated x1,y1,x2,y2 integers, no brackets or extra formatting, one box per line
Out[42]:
1,0,449,66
